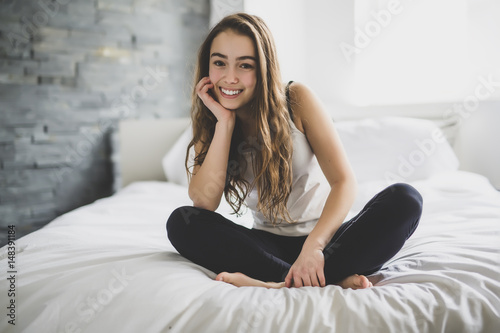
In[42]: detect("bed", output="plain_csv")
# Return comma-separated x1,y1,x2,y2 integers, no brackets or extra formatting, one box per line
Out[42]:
1,116,499,333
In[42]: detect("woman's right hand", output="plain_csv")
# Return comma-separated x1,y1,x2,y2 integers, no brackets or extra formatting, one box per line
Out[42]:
189,77,236,211
196,77,235,124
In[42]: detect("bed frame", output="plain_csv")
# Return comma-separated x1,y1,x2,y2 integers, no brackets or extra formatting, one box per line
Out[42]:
119,117,191,187
117,115,462,188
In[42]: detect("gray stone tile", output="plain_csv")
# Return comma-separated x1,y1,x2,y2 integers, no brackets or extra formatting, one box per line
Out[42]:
0,0,209,239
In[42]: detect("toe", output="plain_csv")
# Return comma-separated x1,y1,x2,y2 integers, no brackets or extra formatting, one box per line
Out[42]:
358,275,372,289
216,272,227,282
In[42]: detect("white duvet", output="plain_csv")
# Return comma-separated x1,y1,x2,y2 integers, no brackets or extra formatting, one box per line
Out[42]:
1,170,499,333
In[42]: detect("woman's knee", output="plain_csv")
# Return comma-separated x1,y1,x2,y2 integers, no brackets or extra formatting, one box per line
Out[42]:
166,206,203,243
383,183,423,237
385,183,423,213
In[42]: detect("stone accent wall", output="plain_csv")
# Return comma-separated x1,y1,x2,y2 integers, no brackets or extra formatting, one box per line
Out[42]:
0,0,210,246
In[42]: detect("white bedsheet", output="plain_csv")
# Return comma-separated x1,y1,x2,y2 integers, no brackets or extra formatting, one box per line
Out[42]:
1,171,500,333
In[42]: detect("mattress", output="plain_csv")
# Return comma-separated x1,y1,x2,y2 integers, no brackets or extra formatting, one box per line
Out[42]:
1,170,499,333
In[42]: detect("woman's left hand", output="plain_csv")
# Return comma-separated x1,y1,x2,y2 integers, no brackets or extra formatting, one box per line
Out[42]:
285,247,326,288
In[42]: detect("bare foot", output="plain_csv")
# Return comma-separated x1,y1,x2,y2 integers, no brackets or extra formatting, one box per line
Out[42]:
338,274,373,290
216,272,285,289
215,272,373,290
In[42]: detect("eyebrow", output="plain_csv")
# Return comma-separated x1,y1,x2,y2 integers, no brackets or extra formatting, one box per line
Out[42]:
210,52,256,62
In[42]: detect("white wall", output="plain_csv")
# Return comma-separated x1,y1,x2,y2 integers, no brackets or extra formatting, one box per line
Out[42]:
244,0,307,84
244,0,500,188
353,0,471,105
245,0,356,110
245,1,500,115
454,102,500,189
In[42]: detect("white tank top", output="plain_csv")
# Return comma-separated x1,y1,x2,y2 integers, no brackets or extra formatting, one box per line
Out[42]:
242,120,331,236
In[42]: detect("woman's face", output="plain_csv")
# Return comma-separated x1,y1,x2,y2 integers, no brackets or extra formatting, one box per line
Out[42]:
208,30,257,111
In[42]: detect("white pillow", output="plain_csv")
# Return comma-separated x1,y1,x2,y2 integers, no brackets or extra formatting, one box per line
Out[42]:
162,117,459,186
335,117,459,183
161,126,194,186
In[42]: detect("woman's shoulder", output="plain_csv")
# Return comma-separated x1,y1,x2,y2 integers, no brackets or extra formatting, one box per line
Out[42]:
283,80,310,95
285,81,317,109
284,81,318,133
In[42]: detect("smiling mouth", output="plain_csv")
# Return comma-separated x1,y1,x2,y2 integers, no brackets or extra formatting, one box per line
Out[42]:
220,87,243,97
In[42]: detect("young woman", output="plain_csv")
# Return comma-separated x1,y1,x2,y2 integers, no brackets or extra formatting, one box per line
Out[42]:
166,13,423,289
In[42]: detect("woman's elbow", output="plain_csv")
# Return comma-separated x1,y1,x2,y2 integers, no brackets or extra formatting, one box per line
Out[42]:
188,188,219,212
191,201,218,212
331,172,357,196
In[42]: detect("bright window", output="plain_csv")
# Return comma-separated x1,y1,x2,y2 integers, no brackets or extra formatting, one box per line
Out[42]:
352,0,470,105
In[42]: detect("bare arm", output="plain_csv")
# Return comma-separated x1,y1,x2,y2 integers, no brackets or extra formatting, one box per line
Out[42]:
188,77,236,211
284,82,357,287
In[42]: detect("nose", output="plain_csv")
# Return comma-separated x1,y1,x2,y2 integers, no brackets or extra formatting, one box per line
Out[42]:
224,67,238,84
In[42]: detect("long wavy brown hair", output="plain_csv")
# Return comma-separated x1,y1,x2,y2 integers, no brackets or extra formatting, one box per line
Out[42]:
186,13,294,225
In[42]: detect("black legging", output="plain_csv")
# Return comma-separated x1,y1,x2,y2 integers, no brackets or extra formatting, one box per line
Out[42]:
166,183,423,285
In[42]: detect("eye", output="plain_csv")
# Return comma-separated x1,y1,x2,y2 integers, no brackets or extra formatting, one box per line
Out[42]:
240,63,254,69
213,60,225,67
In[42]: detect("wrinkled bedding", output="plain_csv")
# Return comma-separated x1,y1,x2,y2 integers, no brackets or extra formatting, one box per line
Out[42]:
1,170,499,332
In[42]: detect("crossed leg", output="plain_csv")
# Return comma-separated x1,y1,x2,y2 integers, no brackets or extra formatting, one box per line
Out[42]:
166,183,422,290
